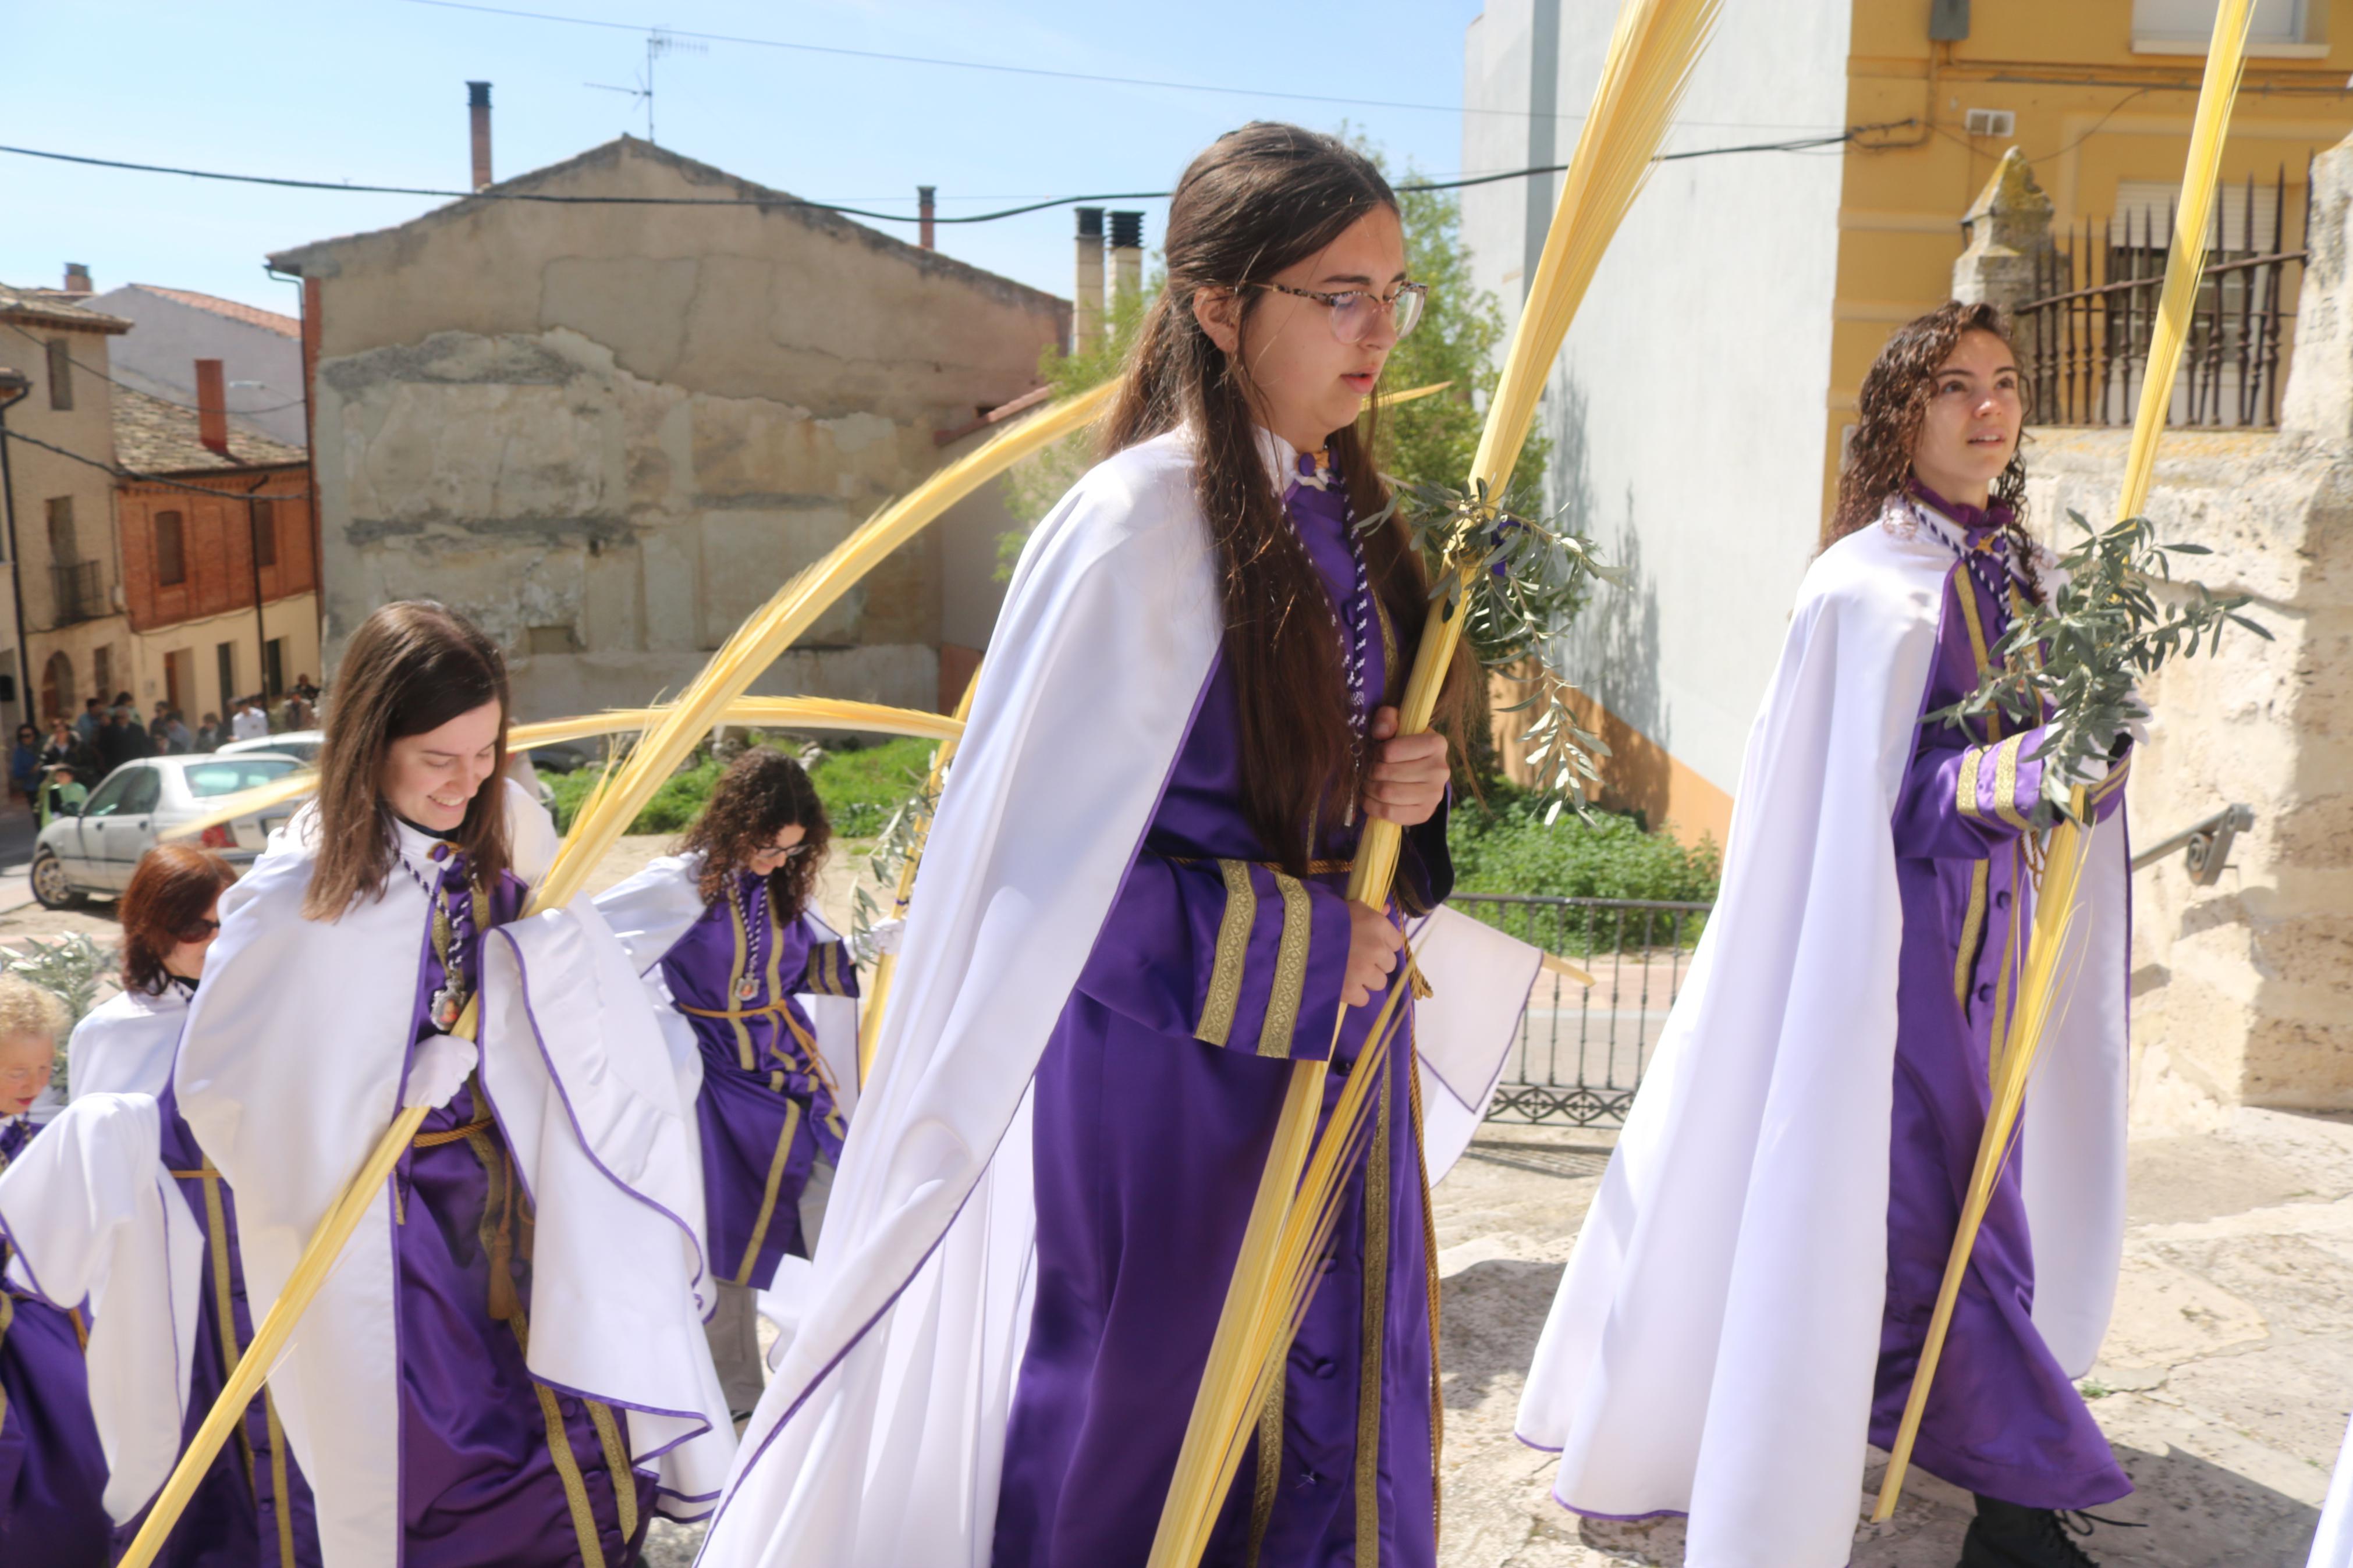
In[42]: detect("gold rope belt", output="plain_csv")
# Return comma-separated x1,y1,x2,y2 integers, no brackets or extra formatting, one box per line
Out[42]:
411,1115,498,1150
679,1000,797,1021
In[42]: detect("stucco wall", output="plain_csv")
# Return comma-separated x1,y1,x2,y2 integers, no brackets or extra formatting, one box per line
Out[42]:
1461,0,1853,833
276,138,1069,721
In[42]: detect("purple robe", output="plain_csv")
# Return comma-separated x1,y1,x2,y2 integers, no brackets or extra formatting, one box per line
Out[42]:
1868,489,2132,1509
993,456,1452,1567
659,877,854,1287
0,1114,111,1567
393,848,656,1566
119,1075,325,1568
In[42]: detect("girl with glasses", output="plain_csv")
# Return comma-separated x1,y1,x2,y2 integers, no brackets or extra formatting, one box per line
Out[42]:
594,747,858,1421
698,122,1472,1568
60,844,325,1566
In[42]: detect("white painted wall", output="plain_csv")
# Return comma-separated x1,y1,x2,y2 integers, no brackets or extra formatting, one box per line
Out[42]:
88,286,307,449
1461,0,1852,797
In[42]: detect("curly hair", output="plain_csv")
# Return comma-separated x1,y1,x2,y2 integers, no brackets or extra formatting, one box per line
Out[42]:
122,845,240,995
0,974,68,1048
1829,301,2042,596
677,749,831,916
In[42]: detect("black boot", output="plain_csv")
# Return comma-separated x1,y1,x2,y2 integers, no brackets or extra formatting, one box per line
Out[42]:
1957,1495,2136,1568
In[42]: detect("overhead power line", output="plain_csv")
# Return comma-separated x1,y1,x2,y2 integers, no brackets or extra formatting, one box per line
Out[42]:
0,322,305,419
0,125,1910,227
0,425,310,500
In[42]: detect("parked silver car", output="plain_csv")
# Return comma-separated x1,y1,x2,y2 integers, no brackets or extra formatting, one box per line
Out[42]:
218,728,323,765
31,753,306,908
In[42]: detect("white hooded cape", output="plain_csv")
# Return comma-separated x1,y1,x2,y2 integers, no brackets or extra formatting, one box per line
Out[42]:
175,790,732,1568
1514,509,2131,1567
0,1090,203,1523
696,428,1545,1567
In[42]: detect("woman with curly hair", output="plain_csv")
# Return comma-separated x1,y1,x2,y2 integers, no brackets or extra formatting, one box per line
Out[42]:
594,746,858,1417
1521,303,2138,1568
63,845,325,1566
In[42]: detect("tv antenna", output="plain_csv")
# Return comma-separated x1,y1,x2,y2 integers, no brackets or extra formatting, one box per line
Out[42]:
585,28,705,144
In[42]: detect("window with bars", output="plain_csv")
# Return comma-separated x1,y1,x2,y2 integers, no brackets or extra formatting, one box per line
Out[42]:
155,510,187,587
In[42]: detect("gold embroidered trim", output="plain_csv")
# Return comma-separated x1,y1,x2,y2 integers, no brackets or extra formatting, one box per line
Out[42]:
1950,567,2004,744
1991,734,2033,832
1955,745,1987,822
586,1398,639,1541
2091,756,2131,803
1406,1023,1443,1545
1247,1373,1286,1567
1195,859,1257,1047
1952,861,1990,1007
1354,1069,1394,1566
193,1165,261,1494
264,1393,297,1568
531,1380,606,1568
1258,873,1315,1059
734,1097,804,1286
726,894,755,1072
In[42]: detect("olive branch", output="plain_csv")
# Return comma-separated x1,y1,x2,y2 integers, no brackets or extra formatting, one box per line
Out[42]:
1933,510,2270,822
1371,476,1623,824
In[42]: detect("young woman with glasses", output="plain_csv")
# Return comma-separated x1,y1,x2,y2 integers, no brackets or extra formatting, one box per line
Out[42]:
695,122,1464,1568
594,746,856,1420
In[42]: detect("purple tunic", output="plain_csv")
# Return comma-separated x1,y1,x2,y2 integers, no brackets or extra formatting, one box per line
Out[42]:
393,847,656,1566
992,452,1452,1567
121,1071,325,1568
1868,488,2132,1509
659,876,854,1287
0,1114,111,1567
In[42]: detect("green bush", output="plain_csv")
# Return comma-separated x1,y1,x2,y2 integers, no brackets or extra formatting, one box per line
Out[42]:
1446,787,1719,950
546,735,938,840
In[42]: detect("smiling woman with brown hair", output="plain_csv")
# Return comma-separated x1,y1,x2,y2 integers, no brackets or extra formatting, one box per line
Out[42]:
1520,303,2142,1568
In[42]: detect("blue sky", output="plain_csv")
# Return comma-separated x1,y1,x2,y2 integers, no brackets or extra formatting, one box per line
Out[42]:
1,0,1497,314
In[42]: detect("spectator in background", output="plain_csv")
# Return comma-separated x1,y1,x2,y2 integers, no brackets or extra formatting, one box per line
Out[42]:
37,764,85,827
193,712,222,752
229,697,269,743
94,707,129,774
294,674,320,706
8,725,39,806
150,699,174,747
115,696,154,762
37,719,72,774
73,697,101,746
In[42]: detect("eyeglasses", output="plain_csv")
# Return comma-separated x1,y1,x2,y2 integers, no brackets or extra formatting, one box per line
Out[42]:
1247,280,1428,344
177,918,221,941
748,842,808,863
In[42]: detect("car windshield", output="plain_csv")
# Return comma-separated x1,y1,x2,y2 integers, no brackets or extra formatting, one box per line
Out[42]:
183,758,302,798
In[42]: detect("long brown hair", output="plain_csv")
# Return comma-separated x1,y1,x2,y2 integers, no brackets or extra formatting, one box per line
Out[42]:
1104,122,1467,872
122,845,237,994
304,602,513,920
1829,301,2040,588
677,749,829,917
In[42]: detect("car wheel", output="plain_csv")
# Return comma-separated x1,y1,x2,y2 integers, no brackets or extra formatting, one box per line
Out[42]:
30,849,83,910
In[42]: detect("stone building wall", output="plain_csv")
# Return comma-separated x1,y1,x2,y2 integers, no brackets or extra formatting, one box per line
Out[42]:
271,137,1067,720
1954,141,2353,1121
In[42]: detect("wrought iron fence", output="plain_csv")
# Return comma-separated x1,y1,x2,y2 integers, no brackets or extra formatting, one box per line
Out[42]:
1451,893,1710,1129
2015,167,2307,429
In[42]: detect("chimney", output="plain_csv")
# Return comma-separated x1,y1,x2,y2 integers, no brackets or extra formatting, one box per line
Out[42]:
1108,211,1145,309
62,263,91,295
195,359,230,456
468,81,494,191
918,186,937,251
1074,208,1106,357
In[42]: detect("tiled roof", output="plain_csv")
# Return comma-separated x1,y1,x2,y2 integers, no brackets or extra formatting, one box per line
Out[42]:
126,285,299,338
113,386,304,474
0,283,132,333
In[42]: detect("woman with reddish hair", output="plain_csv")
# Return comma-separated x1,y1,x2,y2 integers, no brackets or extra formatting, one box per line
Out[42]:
68,844,324,1566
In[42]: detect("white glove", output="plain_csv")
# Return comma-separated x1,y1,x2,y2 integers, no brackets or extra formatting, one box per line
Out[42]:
853,918,906,963
402,1032,478,1111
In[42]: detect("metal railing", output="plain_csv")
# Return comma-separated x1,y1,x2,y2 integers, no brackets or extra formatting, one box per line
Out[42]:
2017,168,2307,429
49,559,105,627
1451,893,1710,1129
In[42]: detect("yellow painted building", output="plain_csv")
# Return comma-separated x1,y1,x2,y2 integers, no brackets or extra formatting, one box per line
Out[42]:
1464,0,2353,847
